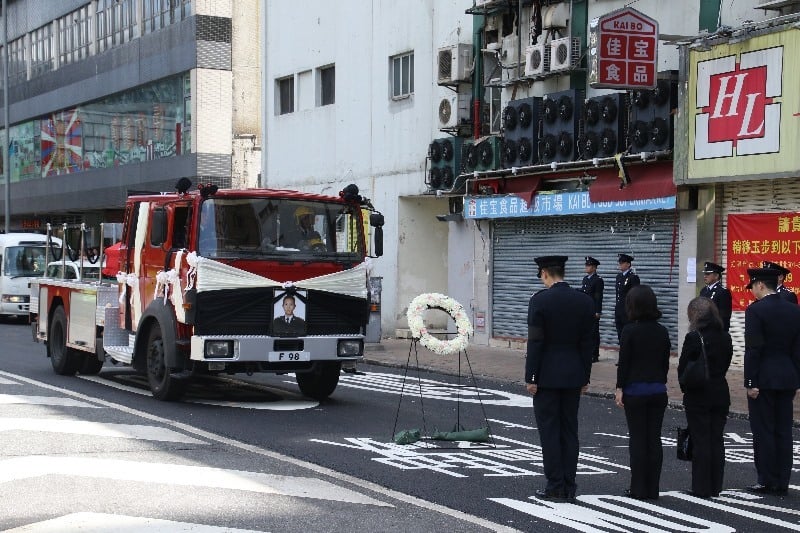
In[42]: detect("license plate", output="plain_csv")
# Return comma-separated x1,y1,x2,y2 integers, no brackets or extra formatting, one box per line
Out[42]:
268,351,310,362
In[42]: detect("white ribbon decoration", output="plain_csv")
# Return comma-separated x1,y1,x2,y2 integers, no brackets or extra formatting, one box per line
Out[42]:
185,251,198,291
116,272,127,304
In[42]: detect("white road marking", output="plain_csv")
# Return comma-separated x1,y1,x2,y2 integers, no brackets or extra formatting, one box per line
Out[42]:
664,490,800,530
0,370,520,532
77,374,319,410
0,394,100,407
0,456,390,506
4,512,265,532
0,376,19,385
0,417,205,444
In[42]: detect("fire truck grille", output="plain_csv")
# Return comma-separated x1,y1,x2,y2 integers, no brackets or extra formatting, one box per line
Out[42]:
193,288,368,336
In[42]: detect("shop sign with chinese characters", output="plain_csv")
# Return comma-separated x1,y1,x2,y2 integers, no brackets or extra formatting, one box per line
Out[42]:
688,28,800,182
727,212,799,310
588,7,658,89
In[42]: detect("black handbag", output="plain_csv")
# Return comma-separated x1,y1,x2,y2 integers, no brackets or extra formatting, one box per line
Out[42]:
677,427,693,461
679,331,709,389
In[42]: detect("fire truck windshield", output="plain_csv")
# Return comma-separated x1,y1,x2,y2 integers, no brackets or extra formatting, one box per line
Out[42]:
198,198,365,261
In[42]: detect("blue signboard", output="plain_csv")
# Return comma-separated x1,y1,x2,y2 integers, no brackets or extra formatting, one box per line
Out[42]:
464,191,675,220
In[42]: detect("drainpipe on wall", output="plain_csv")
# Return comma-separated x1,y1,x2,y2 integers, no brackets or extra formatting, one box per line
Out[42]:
473,13,484,139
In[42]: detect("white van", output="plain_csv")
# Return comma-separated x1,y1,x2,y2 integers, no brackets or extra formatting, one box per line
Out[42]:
0,233,61,318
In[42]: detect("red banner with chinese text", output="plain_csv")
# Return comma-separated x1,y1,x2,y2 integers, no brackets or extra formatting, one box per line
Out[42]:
727,212,800,310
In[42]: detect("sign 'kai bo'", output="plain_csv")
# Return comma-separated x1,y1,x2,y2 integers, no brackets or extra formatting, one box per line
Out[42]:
589,7,658,89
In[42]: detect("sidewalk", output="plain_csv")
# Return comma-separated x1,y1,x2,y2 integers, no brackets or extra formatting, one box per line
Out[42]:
363,338,800,424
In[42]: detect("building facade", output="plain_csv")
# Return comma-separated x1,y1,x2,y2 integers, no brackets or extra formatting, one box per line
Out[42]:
0,0,261,233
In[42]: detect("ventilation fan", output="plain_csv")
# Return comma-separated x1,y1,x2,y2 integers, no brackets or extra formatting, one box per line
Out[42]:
503,105,518,131
549,37,580,72
524,43,549,76
429,140,443,163
503,139,518,164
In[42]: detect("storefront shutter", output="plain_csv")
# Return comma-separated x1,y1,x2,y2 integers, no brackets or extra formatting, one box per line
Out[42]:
492,210,680,349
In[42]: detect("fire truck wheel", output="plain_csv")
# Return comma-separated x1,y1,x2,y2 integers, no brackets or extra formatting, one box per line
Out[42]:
78,355,104,375
145,322,185,401
296,362,341,400
48,306,80,375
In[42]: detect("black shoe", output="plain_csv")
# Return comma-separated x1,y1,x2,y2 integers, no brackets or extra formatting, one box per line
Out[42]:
771,487,789,496
535,488,567,500
746,483,770,494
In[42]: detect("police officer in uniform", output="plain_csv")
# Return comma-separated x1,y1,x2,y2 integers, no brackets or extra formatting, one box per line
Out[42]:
762,261,797,304
743,267,800,495
699,261,732,331
525,256,595,500
580,256,604,362
615,253,640,344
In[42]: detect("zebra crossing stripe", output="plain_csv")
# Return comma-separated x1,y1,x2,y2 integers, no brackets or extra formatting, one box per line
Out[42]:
0,456,392,506
0,376,19,385
0,394,100,407
4,512,264,532
0,418,205,444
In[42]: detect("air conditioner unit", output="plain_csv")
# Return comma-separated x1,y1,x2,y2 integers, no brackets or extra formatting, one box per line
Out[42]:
438,44,473,84
524,43,549,76
501,35,520,66
438,93,471,129
549,36,580,72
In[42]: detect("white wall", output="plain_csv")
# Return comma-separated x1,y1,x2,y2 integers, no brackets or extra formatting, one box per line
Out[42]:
262,0,473,336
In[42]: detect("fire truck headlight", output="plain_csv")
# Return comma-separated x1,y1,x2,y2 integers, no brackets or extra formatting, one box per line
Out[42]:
204,340,234,358
2,295,28,303
337,339,363,357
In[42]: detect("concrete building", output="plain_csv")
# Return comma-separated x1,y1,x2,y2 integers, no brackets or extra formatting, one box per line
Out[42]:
0,0,262,233
263,0,798,359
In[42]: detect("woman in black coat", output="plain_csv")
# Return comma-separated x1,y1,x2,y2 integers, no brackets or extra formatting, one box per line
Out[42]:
678,296,733,498
615,285,671,500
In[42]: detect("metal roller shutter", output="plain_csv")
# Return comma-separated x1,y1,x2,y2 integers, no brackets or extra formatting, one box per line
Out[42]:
719,177,800,364
492,210,680,349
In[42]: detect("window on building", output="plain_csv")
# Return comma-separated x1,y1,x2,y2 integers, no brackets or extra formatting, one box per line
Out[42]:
30,25,53,77
390,52,414,99
96,0,136,53
8,37,27,85
58,5,91,66
143,0,192,35
277,76,294,115
319,65,335,106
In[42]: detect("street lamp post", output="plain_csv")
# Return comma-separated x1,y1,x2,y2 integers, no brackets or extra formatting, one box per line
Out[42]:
2,0,9,234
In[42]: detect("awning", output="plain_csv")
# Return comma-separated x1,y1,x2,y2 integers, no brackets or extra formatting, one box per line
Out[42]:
504,176,542,205
589,160,676,203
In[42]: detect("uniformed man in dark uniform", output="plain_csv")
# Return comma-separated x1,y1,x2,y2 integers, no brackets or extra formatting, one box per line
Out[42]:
580,256,604,362
525,255,595,501
699,261,732,331
614,253,640,344
743,267,800,495
762,260,798,304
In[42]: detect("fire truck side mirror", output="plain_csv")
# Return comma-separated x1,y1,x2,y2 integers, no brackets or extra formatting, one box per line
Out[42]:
369,213,384,257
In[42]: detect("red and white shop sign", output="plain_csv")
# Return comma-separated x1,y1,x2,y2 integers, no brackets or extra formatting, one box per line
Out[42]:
694,47,782,160
589,7,658,89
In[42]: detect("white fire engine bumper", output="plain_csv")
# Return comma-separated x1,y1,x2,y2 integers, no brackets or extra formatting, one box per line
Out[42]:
189,334,364,362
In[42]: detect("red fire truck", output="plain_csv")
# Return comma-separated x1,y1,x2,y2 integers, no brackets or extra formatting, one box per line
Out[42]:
30,180,384,401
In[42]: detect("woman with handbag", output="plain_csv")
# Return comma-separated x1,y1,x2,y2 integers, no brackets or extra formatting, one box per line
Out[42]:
615,285,671,500
678,296,733,498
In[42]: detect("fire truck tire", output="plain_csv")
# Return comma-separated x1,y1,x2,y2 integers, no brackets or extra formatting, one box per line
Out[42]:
145,322,185,401
78,355,104,375
296,362,341,400
48,306,81,375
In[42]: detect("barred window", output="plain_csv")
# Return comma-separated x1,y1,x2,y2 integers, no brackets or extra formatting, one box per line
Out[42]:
30,25,53,77
390,51,414,99
58,5,91,66
96,0,136,53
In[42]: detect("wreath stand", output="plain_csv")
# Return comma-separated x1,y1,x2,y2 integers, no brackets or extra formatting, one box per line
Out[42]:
390,335,496,449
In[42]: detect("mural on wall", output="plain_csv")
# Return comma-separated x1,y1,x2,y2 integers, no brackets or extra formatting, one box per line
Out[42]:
42,109,83,176
2,73,190,181
727,212,799,310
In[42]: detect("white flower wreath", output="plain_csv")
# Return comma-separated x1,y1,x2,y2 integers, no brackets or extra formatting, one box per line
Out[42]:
406,293,473,355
